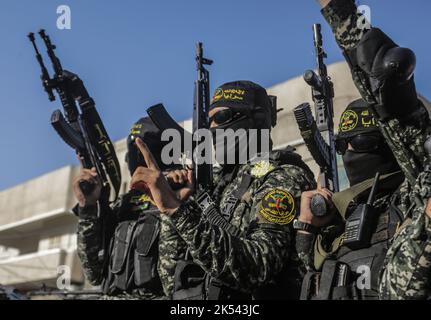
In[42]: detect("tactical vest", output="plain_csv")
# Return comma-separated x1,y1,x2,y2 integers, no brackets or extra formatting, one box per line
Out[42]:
102,192,163,297
172,148,313,300
301,191,404,300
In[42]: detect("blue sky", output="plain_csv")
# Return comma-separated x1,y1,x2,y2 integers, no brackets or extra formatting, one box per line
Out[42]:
0,0,430,191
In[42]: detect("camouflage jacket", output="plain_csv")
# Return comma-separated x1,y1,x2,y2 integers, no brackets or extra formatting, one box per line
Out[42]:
167,158,316,296
76,192,165,300
158,213,188,296
379,171,431,300
321,0,431,299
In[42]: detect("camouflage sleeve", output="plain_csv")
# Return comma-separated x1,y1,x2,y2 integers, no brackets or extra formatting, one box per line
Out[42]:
168,166,315,292
296,232,317,272
379,171,431,299
77,205,116,286
296,222,345,272
321,0,367,50
378,119,430,185
158,214,188,296
321,0,375,104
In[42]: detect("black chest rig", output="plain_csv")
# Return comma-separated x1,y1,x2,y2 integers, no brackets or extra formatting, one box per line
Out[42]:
172,148,313,300
102,191,163,296
301,190,404,300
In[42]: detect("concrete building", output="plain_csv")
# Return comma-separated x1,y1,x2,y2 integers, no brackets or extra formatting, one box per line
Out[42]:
0,61,429,292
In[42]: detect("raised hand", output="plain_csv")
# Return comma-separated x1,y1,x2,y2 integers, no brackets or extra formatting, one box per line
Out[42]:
133,138,182,215
166,169,195,201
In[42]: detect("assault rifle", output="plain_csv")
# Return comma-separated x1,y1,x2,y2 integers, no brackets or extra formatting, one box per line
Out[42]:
192,42,214,194
294,24,339,216
147,42,213,195
28,30,121,201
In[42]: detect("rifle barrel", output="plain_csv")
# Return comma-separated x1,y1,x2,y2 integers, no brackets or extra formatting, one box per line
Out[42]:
39,29,63,75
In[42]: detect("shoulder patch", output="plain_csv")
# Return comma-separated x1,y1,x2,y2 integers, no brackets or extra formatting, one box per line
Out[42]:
251,161,275,178
259,189,295,225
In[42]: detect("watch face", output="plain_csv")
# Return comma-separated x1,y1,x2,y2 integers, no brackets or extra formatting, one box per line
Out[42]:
293,219,302,229
293,220,317,234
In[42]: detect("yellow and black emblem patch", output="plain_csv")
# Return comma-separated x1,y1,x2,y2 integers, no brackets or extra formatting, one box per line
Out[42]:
138,194,153,204
212,88,224,103
360,110,376,128
212,88,246,104
130,123,143,136
340,110,358,132
259,189,295,225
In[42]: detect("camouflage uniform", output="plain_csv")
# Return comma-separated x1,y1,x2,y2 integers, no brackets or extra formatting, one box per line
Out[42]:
169,156,316,298
77,192,166,300
379,170,431,299
158,214,188,296
321,0,431,299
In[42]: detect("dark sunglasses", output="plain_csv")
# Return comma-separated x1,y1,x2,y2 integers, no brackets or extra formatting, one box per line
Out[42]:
335,134,383,155
209,108,245,126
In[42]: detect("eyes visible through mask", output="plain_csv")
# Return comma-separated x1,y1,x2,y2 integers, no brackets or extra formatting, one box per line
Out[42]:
209,108,245,127
335,134,384,155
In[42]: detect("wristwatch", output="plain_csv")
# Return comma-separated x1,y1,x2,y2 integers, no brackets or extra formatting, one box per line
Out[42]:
293,219,319,234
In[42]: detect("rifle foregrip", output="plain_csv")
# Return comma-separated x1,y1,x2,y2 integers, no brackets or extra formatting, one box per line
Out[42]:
310,194,329,217
294,103,314,131
79,180,95,196
294,103,330,169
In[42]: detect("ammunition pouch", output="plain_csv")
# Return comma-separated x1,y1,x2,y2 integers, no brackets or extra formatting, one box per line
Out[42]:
103,210,162,295
172,263,250,300
172,260,207,300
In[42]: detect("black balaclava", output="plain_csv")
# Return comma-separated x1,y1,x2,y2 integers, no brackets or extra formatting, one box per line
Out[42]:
337,99,401,186
209,81,275,166
126,117,171,176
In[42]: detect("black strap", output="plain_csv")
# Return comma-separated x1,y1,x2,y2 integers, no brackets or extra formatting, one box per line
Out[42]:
221,173,254,221
206,278,223,301
300,272,320,300
315,260,338,300
196,172,254,238
196,192,242,237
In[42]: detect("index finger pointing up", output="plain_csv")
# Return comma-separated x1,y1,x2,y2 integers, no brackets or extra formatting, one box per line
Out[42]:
135,138,160,171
